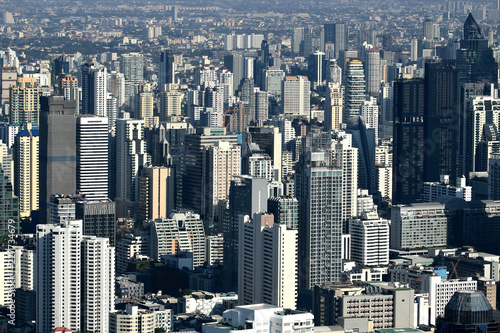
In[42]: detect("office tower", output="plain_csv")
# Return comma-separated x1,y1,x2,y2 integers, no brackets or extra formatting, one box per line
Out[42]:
242,126,282,180
424,62,460,183
224,176,269,291
120,53,144,103
344,59,365,123
296,133,343,289
411,38,419,62
108,71,126,108
205,141,241,230
82,236,115,333
138,165,175,221
159,50,175,88
349,212,389,266
457,14,498,85
9,77,42,125
248,154,273,180
206,234,223,266
218,67,234,99
324,23,349,58
358,29,377,46
264,69,285,99
489,155,500,200
49,194,78,224
39,96,77,223
106,92,117,131
364,49,380,97
267,196,299,229
266,117,296,151
76,200,116,247
380,83,393,123
360,97,379,141
150,211,206,267
81,63,108,116
331,132,358,222
324,83,343,131
182,128,238,217
53,55,69,78
0,140,12,183
465,93,500,174
0,163,19,235
292,27,305,55
391,202,448,250
238,213,298,309
393,79,425,204
36,220,114,333
239,78,255,114
224,54,244,94
327,59,342,84
282,76,310,116
437,291,500,333
13,127,38,218
1,67,17,107
76,116,108,200
423,17,440,40
308,51,326,88
254,89,268,121
133,84,154,127
115,117,150,216
57,74,79,114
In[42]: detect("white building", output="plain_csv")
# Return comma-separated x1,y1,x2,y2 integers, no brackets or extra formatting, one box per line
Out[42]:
324,82,344,131
282,76,310,117
357,189,375,215
423,175,472,202
0,247,35,306
360,96,379,141
248,154,274,180
206,234,224,266
203,304,314,333
238,214,298,309
344,59,366,122
110,304,155,333
377,166,393,200
349,212,390,266
150,211,206,268
159,86,182,121
77,116,109,200
36,220,115,333
180,292,238,316
116,232,150,273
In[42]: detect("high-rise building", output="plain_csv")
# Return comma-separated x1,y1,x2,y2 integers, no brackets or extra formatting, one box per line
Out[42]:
423,17,440,40
36,220,114,333
296,132,343,289
138,165,175,221
1,67,17,107
324,82,344,131
76,116,108,200
489,154,500,200
9,77,42,125
424,62,460,183
224,54,244,94
349,212,389,266
39,96,77,223
264,69,285,100
360,96,379,141
110,305,156,333
456,14,498,85
150,211,206,268
324,23,349,58
344,59,365,123
254,89,268,122
308,51,326,88
282,76,310,117
76,200,116,247
108,71,126,108
13,127,38,218
267,196,299,229
134,84,154,127
238,213,298,309
159,85,182,121
393,79,425,204
115,116,150,217
0,163,19,235
120,53,144,103
364,49,381,97
81,63,108,117
292,27,305,55
57,74,79,114
159,50,175,88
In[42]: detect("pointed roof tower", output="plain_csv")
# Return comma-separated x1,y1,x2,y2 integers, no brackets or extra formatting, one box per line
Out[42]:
464,13,484,40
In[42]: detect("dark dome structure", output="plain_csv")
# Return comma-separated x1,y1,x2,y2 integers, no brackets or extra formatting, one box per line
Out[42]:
444,290,493,325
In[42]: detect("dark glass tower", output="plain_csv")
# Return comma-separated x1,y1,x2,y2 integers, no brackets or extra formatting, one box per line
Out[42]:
456,14,498,85
159,50,175,90
393,79,425,204
324,23,349,59
424,62,461,183
0,163,19,236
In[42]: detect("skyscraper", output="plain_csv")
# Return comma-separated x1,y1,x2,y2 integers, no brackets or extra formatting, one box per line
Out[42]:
360,96,379,141
13,127,38,218
292,27,304,55
393,79,425,204
9,77,42,125
120,53,144,103
57,74,79,115
308,51,326,88
349,213,390,266
238,213,298,309
0,163,19,235
39,96,77,223
76,116,109,200
364,49,381,97
224,54,244,94
423,17,440,40
115,116,150,217
296,132,343,289
456,14,498,85
81,63,108,117
159,50,175,89
344,58,366,123
282,76,310,116
36,220,114,332
76,200,116,247
424,62,460,183
138,165,175,222
324,23,349,58
133,84,154,127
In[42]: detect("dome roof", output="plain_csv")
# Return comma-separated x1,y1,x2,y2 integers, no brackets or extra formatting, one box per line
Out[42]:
445,290,493,325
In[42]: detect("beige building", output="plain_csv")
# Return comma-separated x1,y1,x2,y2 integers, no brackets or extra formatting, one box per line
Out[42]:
324,82,344,131
135,84,154,127
13,127,39,217
138,166,175,221
110,304,155,333
9,77,42,125
159,84,182,121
